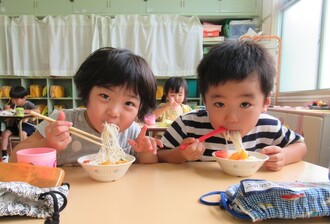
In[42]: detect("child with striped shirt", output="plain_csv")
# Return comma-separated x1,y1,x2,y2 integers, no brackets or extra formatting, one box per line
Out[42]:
157,41,307,171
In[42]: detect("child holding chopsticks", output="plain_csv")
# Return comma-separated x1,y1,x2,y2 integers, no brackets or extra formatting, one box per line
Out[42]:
157,41,307,171
10,47,163,166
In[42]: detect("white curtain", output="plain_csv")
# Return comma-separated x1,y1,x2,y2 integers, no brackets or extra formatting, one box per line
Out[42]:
0,15,203,77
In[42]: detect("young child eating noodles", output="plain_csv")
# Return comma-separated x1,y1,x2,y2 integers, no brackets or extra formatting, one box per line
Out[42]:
157,41,307,171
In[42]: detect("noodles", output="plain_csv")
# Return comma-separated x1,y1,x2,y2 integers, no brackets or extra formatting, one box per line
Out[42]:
223,131,248,160
90,123,127,165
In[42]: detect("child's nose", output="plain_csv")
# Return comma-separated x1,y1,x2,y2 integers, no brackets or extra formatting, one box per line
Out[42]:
224,110,239,123
107,105,120,118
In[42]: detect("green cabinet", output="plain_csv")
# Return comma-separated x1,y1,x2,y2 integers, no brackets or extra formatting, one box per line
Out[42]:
72,0,109,14
110,0,146,14
183,0,220,14
0,76,81,115
35,0,72,16
0,0,35,15
146,0,182,14
181,0,260,16
220,0,259,14
0,0,261,17
0,76,201,114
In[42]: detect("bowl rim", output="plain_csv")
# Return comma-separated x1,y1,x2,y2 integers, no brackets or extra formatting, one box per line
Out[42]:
77,153,136,167
212,150,269,162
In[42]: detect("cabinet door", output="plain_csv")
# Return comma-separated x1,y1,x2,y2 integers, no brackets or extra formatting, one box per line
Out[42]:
301,115,323,165
110,0,146,14
0,0,35,15
220,0,259,14
73,0,109,14
36,0,72,15
267,111,286,125
146,0,182,13
183,0,220,14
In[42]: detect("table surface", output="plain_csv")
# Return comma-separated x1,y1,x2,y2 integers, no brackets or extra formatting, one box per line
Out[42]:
0,113,35,139
0,113,33,119
1,161,330,224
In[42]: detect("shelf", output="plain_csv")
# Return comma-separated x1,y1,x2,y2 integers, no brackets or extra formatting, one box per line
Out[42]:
0,76,80,115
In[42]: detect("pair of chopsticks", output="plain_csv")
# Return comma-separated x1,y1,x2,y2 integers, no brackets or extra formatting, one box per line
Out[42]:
179,127,227,150
30,111,110,149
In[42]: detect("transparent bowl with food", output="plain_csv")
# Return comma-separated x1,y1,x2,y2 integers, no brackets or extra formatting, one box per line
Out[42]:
212,151,269,177
77,154,135,182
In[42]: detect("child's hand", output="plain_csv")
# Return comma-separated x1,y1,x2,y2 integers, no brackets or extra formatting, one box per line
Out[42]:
44,111,73,150
259,146,285,171
169,97,179,109
128,125,163,155
179,138,205,161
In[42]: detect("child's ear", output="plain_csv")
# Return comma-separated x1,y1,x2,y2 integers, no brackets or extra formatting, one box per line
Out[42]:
262,97,271,113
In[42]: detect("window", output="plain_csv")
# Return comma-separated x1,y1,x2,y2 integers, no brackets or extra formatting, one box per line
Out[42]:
279,0,326,92
319,0,330,88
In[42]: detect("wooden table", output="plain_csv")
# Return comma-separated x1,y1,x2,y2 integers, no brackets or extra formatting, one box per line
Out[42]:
1,161,329,224
0,113,34,140
141,122,168,136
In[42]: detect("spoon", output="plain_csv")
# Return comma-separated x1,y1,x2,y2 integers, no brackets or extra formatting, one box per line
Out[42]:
179,127,227,150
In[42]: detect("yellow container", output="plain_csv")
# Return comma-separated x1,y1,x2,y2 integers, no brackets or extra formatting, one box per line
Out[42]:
30,85,43,97
0,86,11,98
36,104,46,114
53,105,65,111
50,86,64,98
156,86,163,98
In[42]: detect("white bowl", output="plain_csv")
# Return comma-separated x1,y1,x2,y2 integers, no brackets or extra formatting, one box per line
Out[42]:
77,154,135,182
212,151,269,177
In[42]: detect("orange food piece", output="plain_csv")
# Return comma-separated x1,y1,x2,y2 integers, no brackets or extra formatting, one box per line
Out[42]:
100,159,128,165
101,161,113,165
229,151,248,160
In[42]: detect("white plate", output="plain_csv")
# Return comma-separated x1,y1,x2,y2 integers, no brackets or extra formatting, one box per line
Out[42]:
0,110,15,116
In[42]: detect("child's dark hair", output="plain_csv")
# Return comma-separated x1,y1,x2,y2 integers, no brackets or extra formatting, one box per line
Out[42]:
74,47,157,121
197,41,276,100
161,77,188,104
9,86,28,99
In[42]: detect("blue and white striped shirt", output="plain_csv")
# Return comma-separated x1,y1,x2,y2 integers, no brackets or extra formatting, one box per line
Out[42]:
161,110,304,161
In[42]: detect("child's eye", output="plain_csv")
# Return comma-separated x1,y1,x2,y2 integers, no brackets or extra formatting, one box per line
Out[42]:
214,102,224,108
100,94,110,100
125,101,136,107
240,102,251,108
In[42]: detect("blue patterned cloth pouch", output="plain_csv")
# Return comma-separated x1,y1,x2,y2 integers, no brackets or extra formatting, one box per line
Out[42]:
0,182,69,224
200,179,330,222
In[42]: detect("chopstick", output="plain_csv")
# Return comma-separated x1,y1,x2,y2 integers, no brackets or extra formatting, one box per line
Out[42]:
29,111,110,149
179,127,227,150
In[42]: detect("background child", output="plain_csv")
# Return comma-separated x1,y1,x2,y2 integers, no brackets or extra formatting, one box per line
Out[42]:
153,77,192,122
1,85,39,162
157,41,307,171
10,47,163,166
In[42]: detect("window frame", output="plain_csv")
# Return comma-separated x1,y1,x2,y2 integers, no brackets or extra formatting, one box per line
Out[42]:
276,0,330,106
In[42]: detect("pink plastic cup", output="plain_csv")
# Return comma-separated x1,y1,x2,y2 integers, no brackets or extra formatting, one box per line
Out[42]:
144,114,156,125
16,148,57,167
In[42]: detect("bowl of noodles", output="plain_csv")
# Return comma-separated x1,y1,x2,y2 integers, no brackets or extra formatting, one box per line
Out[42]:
212,151,269,177
77,122,136,182
212,131,269,177
77,153,135,182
